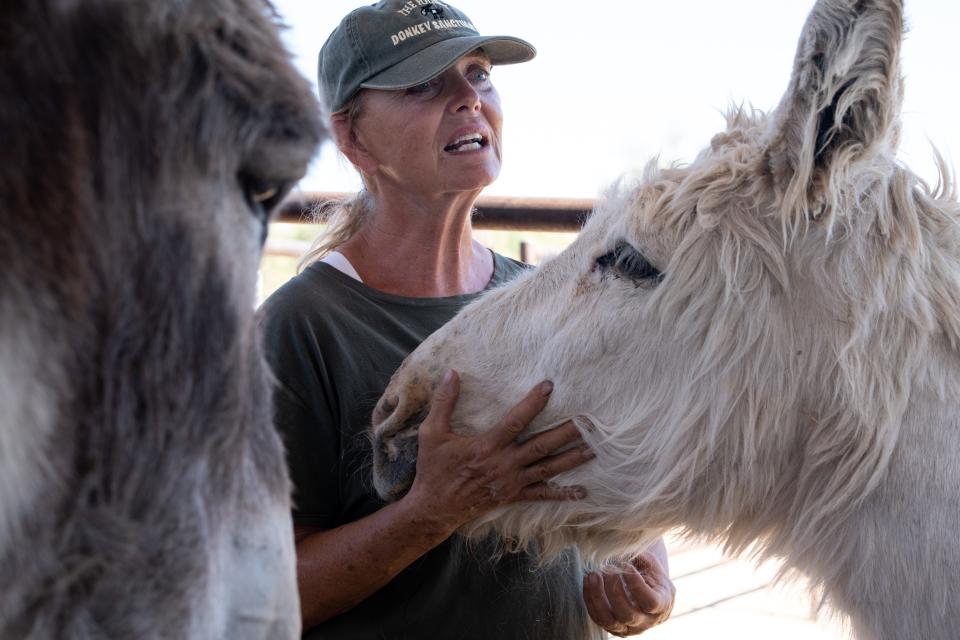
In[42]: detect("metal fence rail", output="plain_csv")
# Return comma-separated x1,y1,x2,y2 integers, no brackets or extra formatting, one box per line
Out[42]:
277,192,595,232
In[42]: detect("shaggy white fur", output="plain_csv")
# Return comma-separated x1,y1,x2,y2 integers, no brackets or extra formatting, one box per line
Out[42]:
372,1,960,637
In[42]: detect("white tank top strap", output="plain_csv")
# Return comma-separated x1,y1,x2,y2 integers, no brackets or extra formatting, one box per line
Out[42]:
319,250,363,282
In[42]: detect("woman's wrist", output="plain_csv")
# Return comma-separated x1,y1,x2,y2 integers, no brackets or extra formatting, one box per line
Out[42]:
395,486,463,541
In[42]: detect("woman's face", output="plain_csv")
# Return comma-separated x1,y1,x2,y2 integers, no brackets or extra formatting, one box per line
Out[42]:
351,51,503,196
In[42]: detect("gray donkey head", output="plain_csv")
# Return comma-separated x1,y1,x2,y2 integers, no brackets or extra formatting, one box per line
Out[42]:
0,0,323,637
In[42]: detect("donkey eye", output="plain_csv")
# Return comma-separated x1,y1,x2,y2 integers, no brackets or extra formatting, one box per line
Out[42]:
240,174,290,222
596,241,664,284
251,185,279,204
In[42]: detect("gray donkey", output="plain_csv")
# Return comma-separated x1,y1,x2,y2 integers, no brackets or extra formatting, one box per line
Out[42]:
0,1,323,637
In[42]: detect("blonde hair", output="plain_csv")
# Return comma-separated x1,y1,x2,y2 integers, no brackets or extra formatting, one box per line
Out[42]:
298,92,374,272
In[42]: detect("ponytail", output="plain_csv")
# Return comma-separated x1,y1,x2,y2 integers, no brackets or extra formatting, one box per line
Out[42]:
297,190,373,272
297,91,372,273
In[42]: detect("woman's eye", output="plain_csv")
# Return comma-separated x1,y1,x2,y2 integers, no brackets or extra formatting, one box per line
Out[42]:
595,241,663,284
405,78,441,96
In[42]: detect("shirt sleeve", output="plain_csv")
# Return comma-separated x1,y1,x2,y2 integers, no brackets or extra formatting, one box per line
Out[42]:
259,294,342,529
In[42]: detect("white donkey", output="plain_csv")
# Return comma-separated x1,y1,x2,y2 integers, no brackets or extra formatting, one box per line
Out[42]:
371,0,960,637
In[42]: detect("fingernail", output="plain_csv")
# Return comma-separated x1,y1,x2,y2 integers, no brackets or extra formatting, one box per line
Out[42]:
581,445,596,459
572,487,587,499
443,370,455,385
540,381,554,395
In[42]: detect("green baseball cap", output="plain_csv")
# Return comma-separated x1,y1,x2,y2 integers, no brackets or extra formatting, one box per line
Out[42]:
318,1,536,113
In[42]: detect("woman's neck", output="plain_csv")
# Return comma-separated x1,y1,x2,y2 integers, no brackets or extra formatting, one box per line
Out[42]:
337,189,494,298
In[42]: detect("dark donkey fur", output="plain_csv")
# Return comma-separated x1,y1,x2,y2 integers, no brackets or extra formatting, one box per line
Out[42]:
0,1,324,637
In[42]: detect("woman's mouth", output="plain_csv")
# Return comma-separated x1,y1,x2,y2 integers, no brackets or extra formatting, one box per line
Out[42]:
444,132,487,153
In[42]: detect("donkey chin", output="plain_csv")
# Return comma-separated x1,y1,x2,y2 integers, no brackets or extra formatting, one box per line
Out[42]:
371,361,450,501
371,417,420,501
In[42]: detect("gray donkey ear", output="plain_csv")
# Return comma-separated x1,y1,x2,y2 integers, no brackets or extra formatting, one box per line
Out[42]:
764,0,904,221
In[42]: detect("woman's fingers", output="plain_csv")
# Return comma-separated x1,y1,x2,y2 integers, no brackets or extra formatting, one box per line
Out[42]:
624,553,674,614
605,572,645,625
621,568,661,615
518,444,594,485
419,370,460,437
498,443,593,505
582,572,622,633
415,378,595,511
485,381,554,448
513,420,585,466
583,570,660,636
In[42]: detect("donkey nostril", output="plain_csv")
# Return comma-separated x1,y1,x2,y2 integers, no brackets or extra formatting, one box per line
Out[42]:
384,395,399,414
375,395,399,424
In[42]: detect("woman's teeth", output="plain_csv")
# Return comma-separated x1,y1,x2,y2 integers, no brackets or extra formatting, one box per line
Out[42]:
445,133,485,152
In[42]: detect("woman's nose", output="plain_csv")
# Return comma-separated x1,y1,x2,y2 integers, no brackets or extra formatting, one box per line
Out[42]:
448,79,481,113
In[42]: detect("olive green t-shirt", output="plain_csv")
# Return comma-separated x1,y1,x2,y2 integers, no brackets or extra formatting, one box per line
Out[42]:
260,252,600,640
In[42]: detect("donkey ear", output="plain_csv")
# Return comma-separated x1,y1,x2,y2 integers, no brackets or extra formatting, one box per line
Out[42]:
764,0,904,219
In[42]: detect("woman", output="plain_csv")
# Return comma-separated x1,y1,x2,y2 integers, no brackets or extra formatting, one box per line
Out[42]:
260,2,675,638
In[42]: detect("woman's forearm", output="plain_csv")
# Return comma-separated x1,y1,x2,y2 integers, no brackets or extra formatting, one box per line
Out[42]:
294,497,454,631
295,378,595,631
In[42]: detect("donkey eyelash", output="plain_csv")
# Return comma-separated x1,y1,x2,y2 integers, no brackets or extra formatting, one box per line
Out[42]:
596,241,664,284
239,173,290,223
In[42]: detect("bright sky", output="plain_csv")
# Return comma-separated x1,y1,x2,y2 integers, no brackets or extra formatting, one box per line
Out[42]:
273,0,960,199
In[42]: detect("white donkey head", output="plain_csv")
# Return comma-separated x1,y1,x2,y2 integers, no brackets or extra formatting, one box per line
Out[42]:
373,1,960,628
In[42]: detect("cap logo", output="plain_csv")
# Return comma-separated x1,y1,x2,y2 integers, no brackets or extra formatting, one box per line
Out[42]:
388,1,477,47
395,0,448,18
420,4,444,19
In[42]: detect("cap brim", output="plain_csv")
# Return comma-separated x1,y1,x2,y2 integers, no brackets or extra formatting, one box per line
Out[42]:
359,35,536,91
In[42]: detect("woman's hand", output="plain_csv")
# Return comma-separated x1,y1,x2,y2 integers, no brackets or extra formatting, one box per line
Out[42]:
402,370,594,533
582,549,676,636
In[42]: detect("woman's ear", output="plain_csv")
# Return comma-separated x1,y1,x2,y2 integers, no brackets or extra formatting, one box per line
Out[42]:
331,112,378,176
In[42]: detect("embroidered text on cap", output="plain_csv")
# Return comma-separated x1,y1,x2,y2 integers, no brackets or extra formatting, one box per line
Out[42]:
420,3,444,19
